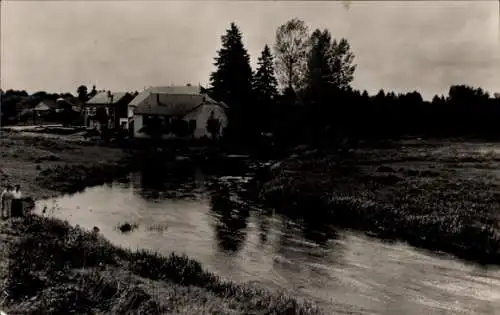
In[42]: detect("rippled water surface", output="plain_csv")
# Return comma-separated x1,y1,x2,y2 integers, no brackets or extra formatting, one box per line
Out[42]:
35,164,500,315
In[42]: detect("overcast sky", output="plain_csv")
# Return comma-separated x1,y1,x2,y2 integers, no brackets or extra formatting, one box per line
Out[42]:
1,1,499,99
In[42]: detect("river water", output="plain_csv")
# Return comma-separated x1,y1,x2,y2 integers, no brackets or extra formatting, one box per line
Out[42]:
34,163,500,315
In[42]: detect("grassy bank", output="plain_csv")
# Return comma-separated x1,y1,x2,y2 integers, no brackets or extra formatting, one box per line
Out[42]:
0,131,320,314
0,131,131,198
260,141,500,265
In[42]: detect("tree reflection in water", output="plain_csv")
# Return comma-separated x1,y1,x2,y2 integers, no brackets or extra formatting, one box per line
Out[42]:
138,158,196,200
209,182,250,253
301,213,337,247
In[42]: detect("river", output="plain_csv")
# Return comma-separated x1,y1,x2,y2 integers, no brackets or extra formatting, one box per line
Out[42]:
34,163,500,315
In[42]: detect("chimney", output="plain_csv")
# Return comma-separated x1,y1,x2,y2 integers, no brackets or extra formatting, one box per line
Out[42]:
156,93,160,105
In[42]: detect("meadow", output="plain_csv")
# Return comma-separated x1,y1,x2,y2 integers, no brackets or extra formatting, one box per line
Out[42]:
261,139,500,264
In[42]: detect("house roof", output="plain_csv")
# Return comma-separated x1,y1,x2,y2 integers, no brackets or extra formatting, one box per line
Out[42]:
87,91,131,105
132,86,227,116
34,100,60,111
129,86,203,107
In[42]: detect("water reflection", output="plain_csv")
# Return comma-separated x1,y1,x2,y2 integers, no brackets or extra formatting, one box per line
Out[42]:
139,159,169,191
138,160,200,200
33,157,500,315
301,215,338,247
209,183,250,253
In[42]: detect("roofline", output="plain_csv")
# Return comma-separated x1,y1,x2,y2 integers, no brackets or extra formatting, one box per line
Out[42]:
87,91,132,105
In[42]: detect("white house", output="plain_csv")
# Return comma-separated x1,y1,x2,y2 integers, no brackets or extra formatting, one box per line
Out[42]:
130,86,228,139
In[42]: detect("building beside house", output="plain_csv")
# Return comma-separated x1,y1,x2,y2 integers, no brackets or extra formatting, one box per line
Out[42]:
85,91,134,130
32,100,60,123
130,86,228,140
32,98,82,126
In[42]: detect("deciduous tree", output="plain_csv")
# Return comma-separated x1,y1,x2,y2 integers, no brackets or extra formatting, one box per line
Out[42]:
329,38,356,90
274,18,310,93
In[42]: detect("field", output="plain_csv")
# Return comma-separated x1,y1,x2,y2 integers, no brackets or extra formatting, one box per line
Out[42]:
261,139,500,264
0,131,320,315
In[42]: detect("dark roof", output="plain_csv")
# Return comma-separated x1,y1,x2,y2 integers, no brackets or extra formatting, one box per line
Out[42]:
133,86,226,116
87,91,132,105
129,86,203,107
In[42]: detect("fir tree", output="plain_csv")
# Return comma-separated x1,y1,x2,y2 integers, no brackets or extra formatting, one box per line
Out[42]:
209,22,253,111
252,45,278,133
252,45,278,103
209,22,254,139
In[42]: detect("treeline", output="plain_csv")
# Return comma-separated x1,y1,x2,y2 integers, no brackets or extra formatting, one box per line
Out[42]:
207,18,500,148
0,85,99,125
1,90,70,124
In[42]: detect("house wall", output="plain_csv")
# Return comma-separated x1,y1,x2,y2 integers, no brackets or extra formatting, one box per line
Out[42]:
128,105,136,118
84,104,120,129
132,114,177,139
133,114,145,138
184,104,227,138
132,104,227,139
115,102,129,127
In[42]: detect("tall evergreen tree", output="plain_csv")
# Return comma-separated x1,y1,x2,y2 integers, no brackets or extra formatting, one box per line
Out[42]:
209,22,253,113
209,22,253,139
252,45,278,104
252,45,278,133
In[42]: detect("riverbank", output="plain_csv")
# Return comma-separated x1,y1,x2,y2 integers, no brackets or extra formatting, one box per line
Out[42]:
0,131,320,314
260,141,500,265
